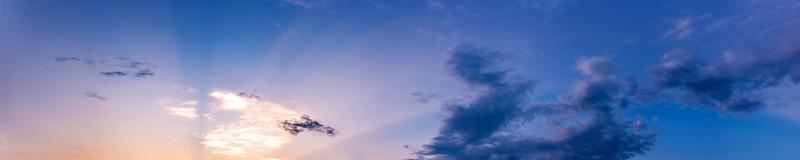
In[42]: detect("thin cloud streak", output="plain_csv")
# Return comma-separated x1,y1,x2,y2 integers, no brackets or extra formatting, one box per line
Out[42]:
164,100,199,119
84,92,108,101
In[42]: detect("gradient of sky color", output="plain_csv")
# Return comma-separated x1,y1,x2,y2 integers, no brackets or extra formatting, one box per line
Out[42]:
1,0,800,160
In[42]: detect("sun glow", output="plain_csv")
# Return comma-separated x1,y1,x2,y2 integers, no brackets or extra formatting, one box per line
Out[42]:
202,91,304,158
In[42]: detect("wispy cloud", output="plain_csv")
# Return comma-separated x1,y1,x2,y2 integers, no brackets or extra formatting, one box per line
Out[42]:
100,71,128,77
54,56,158,79
516,0,570,19
199,90,337,158
664,17,696,39
425,0,475,19
164,100,199,119
84,92,108,101
411,91,440,103
54,56,82,63
279,0,328,9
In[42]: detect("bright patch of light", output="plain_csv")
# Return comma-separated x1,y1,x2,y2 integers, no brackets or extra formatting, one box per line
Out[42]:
203,124,288,156
165,100,199,119
210,91,251,111
202,90,304,157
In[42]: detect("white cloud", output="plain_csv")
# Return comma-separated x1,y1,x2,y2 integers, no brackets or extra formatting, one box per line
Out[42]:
210,91,251,111
165,100,199,119
202,91,304,158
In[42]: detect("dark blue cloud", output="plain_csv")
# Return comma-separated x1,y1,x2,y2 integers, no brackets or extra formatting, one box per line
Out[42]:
425,114,653,160
54,56,95,65
280,115,338,136
444,45,510,87
54,56,81,62
416,43,800,159
524,56,654,160
649,49,800,112
236,91,262,100
538,114,654,160
417,44,534,159
101,71,128,77
132,69,155,78
415,45,654,160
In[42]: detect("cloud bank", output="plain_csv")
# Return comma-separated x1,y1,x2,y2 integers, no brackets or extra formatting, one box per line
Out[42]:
415,44,655,160
417,40,799,159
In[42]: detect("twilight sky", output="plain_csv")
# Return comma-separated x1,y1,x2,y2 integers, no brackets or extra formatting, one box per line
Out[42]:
1,0,800,160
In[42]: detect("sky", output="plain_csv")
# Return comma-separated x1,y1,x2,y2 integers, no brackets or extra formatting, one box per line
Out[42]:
1,0,800,160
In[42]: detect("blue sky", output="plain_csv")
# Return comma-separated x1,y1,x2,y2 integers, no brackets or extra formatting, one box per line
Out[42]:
1,0,800,159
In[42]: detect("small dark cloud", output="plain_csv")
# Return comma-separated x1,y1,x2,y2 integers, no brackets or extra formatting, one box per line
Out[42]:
411,91,440,103
84,92,107,101
107,60,158,79
54,56,81,62
101,71,128,77
54,55,158,79
236,91,262,100
649,49,800,113
444,45,509,87
124,61,150,69
280,115,338,136
54,56,98,65
132,69,155,78
115,56,130,61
